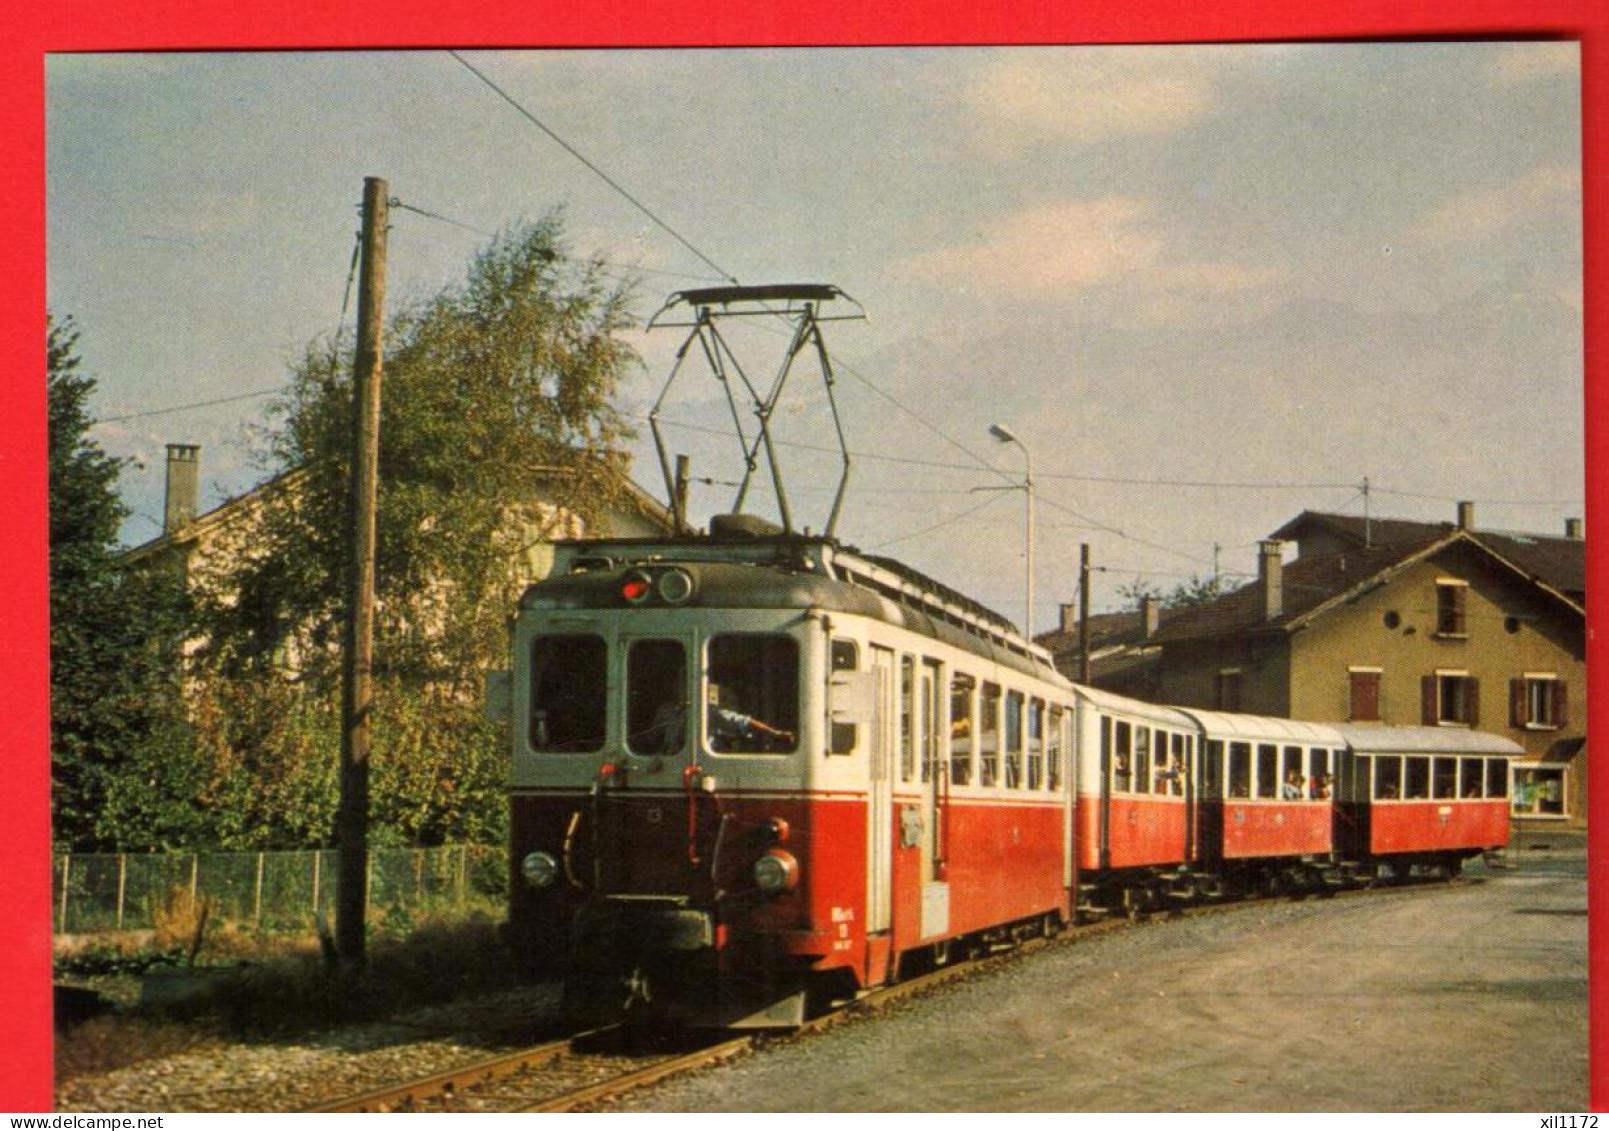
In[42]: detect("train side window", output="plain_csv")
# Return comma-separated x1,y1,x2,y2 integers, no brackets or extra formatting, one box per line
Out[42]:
1003,690,1024,788
1256,744,1278,799
1172,734,1189,796
1134,726,1151,795
529,633,608,752
708,635,800,754
1281,745,1305,799
1404,756,1430,799
980,683,1002,787
829,638,859,754
899,655,916,783
949,673,975,787
626,639,687,756
1113,721,1133,793
1047,706,1064,791
1375,756,1402,800
922,661,940,785
1459,756,1483,799
1027,699,1046,790
1228,742,1251,798
1486,758,1509,799
1307,748,1330,799
1432,756,1457,799
1204,739,1224,798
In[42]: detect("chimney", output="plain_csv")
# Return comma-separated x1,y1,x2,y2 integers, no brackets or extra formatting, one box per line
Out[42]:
1565,517,1583,541
1456,500,1475,531
1059,602,1078,634
1140,594,1161,639
1258,540,1283,621
163,443,200,534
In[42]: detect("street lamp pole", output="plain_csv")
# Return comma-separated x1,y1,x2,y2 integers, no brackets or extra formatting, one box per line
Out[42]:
989,423,1034,638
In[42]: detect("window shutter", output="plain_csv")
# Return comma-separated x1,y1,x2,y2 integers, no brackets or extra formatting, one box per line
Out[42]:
1453,585,1467,634
1510,679,1526,728
1467,678,1480,727
1553,681,1568,727
1421,675,1437,725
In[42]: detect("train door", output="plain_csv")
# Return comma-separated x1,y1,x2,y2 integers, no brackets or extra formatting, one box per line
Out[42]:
866,646,896,942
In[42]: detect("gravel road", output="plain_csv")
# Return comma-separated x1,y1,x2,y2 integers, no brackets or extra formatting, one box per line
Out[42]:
624,857,1588,1112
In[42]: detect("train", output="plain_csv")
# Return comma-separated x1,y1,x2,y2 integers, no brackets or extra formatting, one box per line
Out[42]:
498,516,1521,1029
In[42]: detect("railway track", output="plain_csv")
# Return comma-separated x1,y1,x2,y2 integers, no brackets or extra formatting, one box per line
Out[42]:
307,875,1461,1113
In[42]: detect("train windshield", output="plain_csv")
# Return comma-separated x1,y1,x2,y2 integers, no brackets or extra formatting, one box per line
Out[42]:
706,635,799,754
626,639,687,756
529,633,607,752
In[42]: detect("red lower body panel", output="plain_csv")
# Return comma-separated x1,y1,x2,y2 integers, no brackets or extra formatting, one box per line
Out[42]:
1220,801,1332,858
1369,799,1509,855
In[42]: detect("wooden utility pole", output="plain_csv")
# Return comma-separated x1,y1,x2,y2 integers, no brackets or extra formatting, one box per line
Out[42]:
337,176,388,968
673,454,691,535
1078,543,1092,684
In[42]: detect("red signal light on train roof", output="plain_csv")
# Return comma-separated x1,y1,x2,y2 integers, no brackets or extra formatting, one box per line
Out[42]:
621,572,652,603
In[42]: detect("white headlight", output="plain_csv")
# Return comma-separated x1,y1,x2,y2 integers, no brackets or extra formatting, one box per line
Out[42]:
753,849,799,893
521,850,561,889
656,567,696,605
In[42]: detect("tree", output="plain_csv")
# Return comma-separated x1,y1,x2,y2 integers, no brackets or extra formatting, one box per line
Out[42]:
192,216,638,846
1115,572,1226,612
48,316,196,850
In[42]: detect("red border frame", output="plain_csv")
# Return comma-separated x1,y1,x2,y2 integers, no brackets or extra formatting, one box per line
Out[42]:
3,1,1602,1113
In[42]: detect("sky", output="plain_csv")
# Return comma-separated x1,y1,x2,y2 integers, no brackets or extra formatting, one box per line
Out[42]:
45,44,1583,631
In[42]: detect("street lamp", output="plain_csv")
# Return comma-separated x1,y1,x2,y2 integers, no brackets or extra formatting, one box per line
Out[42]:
988,423,1034,638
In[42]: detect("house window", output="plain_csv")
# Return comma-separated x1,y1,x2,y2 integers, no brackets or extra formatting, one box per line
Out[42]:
1512,765,1566,818
1511,674,1566,730
1434,580,1468,637
1348,668,1381,722
1217,669,1242,712
1423,671,1479,727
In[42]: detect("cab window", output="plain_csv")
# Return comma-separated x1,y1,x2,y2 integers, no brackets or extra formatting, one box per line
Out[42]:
529,633,607,752
625,639,686,756
707,635,799,754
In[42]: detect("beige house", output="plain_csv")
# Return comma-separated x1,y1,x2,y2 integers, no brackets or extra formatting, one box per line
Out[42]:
1145,505,1586,826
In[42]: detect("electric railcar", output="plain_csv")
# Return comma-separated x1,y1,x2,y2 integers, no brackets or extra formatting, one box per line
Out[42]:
501,520,1520,1028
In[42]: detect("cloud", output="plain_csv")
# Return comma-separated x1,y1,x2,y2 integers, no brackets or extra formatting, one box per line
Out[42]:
890,197,1282,316
1489,42,1578,85
1411,166,1580,245
895,197,1164,295
960,50,1218,146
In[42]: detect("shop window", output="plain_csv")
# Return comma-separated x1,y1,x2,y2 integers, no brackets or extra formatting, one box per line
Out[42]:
949,673,975,787
1348,669,1381,722
1512,766,1566,818
1435,581,1468,637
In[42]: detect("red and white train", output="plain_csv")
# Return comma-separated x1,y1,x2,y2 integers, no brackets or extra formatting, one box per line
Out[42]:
502,519,1520,1029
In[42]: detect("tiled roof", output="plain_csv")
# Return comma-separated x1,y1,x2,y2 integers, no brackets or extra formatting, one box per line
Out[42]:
1034,607,1177,657
1151,534,1454,644
1272,511,1585,597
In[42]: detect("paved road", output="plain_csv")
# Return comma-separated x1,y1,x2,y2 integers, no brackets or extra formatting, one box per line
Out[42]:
625,854,1588,1112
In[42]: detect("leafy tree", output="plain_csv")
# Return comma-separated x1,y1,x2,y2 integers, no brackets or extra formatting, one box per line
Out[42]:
48,316,195,850
1115,571,1226,612
191,216,637,846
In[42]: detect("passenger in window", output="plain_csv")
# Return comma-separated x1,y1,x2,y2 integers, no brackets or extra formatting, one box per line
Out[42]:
1463,779,1483,799
1156,754,1181,793
708,683,794,750
1281,770,1305,800
1309,773,1332,800
1113,752,1132,791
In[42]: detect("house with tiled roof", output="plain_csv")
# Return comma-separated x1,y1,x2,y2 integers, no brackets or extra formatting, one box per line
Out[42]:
1035,598,1179,700
1148,504,1586,825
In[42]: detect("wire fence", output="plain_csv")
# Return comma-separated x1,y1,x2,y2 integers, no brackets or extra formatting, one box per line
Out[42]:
52,845,505,935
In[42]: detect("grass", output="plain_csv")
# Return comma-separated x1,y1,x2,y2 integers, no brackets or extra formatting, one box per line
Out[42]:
54,901,522,1083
